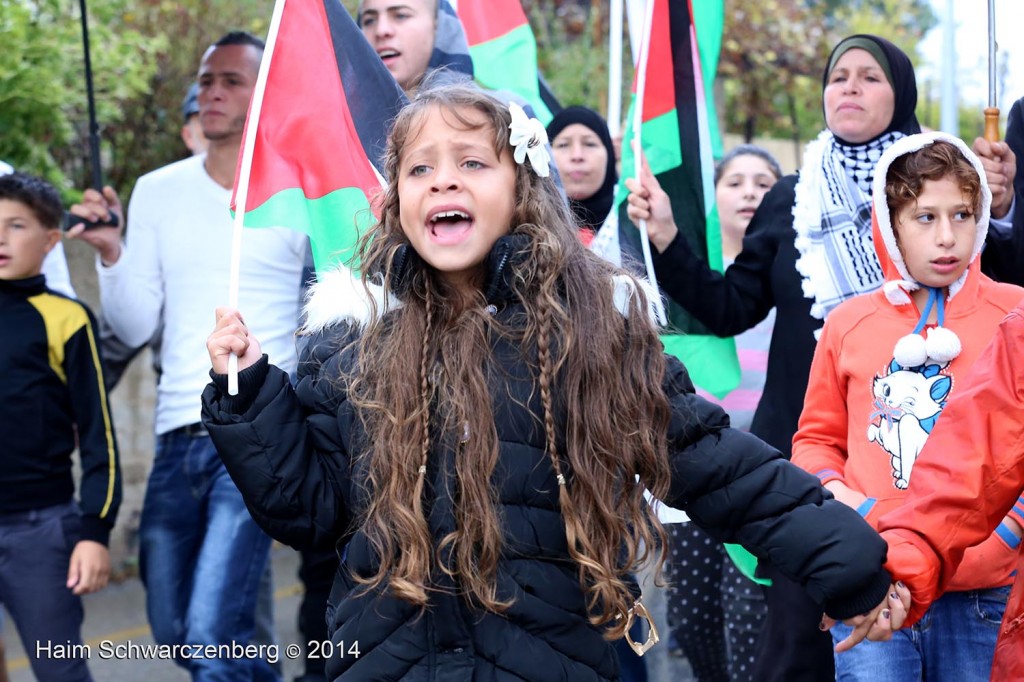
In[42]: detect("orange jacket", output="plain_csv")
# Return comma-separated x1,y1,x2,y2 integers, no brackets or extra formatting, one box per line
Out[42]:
878,302,1024,680
793,132,1024,593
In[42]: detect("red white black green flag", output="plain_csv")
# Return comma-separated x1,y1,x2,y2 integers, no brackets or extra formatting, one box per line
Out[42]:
614,0,738,397
230,0,407,274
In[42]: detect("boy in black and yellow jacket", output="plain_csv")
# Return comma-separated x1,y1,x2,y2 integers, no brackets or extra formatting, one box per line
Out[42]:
0,172,120,681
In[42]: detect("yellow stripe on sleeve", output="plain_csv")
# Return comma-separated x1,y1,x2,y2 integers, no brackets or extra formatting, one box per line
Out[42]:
28,293,118,518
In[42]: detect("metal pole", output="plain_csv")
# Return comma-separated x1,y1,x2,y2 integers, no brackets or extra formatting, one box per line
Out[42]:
939,0,958,134
77,0,103,190
988,0,997,107
607,0,623,138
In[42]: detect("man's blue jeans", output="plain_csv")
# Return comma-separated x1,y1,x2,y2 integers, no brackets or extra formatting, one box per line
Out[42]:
140,427,277,681
831,586,1010,681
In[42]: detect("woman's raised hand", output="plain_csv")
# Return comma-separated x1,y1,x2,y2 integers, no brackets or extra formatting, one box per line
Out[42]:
624,153,679,253
208,307,263,375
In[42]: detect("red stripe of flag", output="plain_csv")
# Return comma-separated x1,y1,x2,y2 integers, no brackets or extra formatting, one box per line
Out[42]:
636,0,674,122
458,0,527,44
233,0,395,214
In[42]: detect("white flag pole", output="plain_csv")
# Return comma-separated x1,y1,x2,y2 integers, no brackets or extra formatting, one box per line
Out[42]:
226,0,288,395
633,0,666,326
624,0,645,65
607,0,624,138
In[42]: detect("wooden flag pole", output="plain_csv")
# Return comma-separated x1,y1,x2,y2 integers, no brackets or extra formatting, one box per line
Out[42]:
984,0,1000,141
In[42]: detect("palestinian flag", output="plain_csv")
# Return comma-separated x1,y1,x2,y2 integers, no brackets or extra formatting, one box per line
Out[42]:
457,0,558,124
616,0,738,398
231,0,407,273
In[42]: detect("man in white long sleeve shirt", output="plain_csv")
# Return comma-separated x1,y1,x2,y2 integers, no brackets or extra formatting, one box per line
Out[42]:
68,32,304,682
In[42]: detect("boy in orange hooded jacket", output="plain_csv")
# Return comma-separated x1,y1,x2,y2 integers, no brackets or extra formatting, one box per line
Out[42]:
792,132,1024,680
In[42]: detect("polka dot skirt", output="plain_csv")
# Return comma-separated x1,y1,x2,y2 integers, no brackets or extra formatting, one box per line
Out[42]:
664,523,766,681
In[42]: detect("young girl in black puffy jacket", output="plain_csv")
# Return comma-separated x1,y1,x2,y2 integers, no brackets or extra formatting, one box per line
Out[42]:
201,82,903,682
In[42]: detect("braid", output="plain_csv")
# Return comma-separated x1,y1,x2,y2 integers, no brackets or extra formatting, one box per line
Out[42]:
410,285,434,541
374,282,435,606
535,288,633,636
535,300,563,485
417,286,434,479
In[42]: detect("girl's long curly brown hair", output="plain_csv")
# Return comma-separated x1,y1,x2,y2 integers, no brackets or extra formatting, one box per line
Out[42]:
347,82,672,638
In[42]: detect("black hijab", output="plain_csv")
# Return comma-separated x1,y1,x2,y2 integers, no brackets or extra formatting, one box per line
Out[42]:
546,106,618,231
822,34,921,144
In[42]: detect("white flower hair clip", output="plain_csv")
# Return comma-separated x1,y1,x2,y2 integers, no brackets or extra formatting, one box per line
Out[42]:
508,102,550,178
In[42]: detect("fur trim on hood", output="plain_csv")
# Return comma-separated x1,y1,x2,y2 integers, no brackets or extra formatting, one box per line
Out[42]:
300,266,398,335
299,266,661,334
871,131,991,304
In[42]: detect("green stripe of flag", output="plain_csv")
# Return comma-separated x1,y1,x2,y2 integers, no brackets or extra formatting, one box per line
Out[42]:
468,24,553,124
243,187,374,271
692,0,724,157
636,110,682,176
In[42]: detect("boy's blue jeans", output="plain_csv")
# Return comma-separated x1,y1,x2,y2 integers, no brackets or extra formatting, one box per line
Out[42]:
0,501,92,681
140,427,276,682
831,586,1009,682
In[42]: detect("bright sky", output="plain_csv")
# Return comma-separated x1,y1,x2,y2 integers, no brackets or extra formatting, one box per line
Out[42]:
918,0,1022,114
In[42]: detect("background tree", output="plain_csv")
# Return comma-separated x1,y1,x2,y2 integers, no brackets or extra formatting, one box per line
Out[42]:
0,0,159,195
718,0,938,150
0,0,273,200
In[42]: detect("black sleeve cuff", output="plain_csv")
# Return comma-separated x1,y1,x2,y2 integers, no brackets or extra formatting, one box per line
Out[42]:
823,568,893,621
80,515,112,546
209,354,270,414
652,230,690,266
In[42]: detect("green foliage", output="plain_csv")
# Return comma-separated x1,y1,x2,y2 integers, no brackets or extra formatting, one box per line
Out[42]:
525,0,632,114
0,0,159,198
817,0,938,35
0,0,274,200
917,93,988,145
718,0,939,143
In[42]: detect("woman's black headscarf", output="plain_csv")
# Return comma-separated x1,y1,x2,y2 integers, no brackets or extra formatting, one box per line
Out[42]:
822,34,921,143
546,106,618,231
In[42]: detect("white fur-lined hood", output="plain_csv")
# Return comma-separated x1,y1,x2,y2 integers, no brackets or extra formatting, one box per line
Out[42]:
300,266,397,335
299,265,662,334
871,131,991,306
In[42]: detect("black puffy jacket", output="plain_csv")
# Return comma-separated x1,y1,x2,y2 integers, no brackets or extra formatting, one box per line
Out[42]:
201,251,890,682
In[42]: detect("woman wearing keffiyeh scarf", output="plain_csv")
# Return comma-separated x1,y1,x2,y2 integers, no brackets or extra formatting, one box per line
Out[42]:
624,33,1022,681
793,35,920,323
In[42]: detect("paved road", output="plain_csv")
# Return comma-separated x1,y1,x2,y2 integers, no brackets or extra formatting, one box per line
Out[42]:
5,545,695,681
6,544,306,682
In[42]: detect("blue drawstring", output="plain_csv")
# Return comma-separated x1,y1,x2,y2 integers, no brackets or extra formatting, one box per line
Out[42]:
910,287,943,335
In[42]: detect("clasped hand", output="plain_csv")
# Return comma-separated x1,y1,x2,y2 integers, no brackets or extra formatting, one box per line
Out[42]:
824,581,912,653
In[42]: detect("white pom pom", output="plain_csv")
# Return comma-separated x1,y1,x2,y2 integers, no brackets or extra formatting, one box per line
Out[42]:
925,326,962,363
893,333,927,367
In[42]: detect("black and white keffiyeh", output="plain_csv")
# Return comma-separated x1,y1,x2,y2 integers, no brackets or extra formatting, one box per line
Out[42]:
792,130,905,328
832,132,901,194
